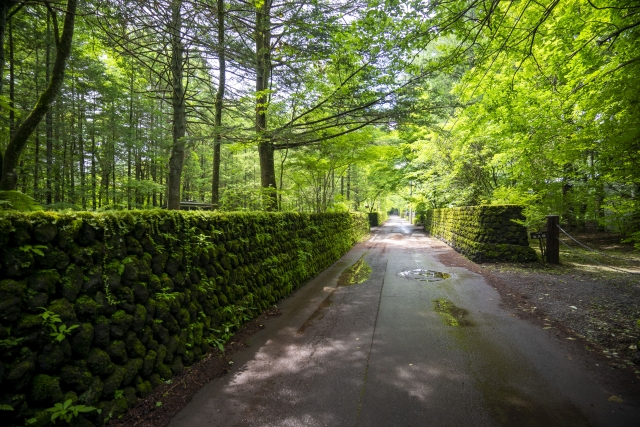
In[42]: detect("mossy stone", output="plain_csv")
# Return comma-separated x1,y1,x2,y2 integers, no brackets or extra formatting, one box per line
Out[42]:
34,223,58,243
71,323,95,358
132,283,149,305
82,265,103,295
125,236,143,257
131,303,147,332
93,316,111,348
110,310,133,339
67,242,94,268
27,269,59,294
2,247,34,278
94,291,117,316
170,357,184,374
127,337,146,359
38,341,68,372
139,254,152,282
142,350,157,377
77,376,103,406
144,297,157,319
31,374,63,402
6,360,35,390
61,365,93,393
139,325,153,345
48,298,78,323
102,365,125,397
103,259,122,291
182,350,194,366
111,397,130,419
106,340,128,365
122,358,143,386
136,377,153,399
122,261,139,284
15,313,44,335
75,295,101,321
123,386,138,408
149,373,162,388
87,348,115,376
155,345,167,368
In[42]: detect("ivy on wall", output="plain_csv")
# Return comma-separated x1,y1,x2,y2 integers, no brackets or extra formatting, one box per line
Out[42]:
0,210,369,426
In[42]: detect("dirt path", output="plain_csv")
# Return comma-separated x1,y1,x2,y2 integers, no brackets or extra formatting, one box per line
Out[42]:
167,216,640,427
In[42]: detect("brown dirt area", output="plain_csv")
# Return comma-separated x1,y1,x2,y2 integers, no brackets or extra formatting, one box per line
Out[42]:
434,231,640,401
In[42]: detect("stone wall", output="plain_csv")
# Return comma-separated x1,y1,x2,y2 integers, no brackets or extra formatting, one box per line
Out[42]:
419,205,537,262
0,210,369,426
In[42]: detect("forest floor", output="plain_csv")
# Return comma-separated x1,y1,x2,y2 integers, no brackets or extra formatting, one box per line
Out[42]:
436,231,640,395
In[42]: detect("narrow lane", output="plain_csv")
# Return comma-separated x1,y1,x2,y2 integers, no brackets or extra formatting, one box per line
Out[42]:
170,216,640,427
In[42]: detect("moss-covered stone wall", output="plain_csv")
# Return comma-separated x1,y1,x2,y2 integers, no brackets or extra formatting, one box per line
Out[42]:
367,212,389,227
419,205,537,262
0,211,369,426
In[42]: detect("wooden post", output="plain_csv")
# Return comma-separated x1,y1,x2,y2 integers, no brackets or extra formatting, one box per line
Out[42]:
546,215,560,264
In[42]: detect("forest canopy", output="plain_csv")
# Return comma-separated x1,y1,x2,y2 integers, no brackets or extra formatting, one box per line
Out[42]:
0,0,638,244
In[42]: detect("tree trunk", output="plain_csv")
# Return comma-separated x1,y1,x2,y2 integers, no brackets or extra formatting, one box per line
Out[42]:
167,0,186,210
9,17,15,138
212,0,226,208
0,0,77,190
79,95,86,210
45,13,53,204
256,0,277,210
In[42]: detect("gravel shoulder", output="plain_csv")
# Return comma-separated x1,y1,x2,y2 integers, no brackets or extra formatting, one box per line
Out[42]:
433,231,640,403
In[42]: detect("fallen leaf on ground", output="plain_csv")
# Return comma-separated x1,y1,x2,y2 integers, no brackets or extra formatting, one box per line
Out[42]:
608,396,623,403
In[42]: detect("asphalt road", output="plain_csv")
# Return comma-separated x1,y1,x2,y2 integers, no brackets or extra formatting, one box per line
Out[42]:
170,216,640,427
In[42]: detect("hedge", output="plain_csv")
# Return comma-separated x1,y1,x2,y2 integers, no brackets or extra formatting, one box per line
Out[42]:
367,211,389,227
418,205,537,262
0,210,369,426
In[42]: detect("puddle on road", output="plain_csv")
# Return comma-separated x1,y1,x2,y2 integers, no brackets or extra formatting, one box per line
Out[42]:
433,298,475,327
399,269,450,282
337,256,372,287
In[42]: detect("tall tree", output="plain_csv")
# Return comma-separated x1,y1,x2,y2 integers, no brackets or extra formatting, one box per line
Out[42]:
0,0,78,190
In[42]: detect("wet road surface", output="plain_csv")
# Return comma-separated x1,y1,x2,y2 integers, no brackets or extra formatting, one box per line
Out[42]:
170,216,640,427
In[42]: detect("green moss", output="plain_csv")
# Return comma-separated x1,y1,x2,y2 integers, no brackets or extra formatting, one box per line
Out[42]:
154,363,172,380
87,348,115,376
48,298,78,323
77,376,103,406
60,365,93,393
62,263,84,301
106,340,128,365
135,379,152,398
74,295,101,320
142,350,157,377
132,304,147,332
31,374,63,402
93,316,111,348
122,358,143,386
69,323,94,359
127,336,146,359
110,310,133,339
123,386,138,408
38,342,67,372
27,269,60,294
102,366,126,397
6,360,35,388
